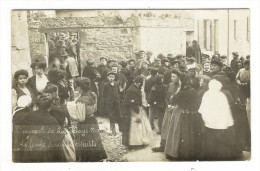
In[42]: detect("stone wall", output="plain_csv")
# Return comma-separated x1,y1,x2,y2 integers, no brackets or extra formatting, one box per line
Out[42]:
27,10,194,72
11,11,32,76
28,15,139,72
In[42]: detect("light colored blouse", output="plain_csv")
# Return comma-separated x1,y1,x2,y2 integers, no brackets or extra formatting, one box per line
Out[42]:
36,74,48,93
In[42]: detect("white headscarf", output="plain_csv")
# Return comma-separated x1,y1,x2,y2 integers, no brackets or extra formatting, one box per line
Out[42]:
198,79,234,129
13,95,32,116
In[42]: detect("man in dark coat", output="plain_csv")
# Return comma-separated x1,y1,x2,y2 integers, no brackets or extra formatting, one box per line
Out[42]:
144,67,158,103
122,75,144,147
125,59,137,90
82,59,100,95
230,52,240,74
210,59,223,78
49,40,67,65
192,40,203,64
186,41,196,58
103,71,121,135
97,57,110,116
148,74,167,134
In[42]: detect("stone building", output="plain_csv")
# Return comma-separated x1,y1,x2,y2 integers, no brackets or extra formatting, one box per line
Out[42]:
11,9,250,75
18,10,194,75
189,9,250,64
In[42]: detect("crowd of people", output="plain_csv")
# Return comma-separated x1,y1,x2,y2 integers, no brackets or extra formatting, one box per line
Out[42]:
12,38,251,162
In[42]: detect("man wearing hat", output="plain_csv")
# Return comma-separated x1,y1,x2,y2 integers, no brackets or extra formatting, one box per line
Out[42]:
103,71,121,135
125,59,137,90
135,60,150,78
202,53,210,63
200,60,211,77
82,59,100,95
231,52,240,74
159,58,170,75
111,64,127,96
97,57,110,116
136,50,148,69
210,59,223,77
152,58,162,69
186,41,195,58
192,40,203,64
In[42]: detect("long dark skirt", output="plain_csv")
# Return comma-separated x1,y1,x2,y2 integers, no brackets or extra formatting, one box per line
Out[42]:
232,103,251,151
97,81,106,117
75,116,107,162
200,126,239,161
178,112,203,161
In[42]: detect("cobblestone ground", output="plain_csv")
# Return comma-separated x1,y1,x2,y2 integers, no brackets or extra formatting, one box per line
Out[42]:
67,92,250,162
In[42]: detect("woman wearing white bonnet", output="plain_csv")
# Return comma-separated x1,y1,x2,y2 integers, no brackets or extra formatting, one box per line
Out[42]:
13,95,32,124
199,75,240,160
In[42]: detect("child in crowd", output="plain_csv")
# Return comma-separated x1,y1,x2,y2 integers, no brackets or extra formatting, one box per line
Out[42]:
103,71,121,135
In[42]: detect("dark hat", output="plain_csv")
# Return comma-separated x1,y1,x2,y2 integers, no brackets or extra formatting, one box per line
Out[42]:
178,64,187,72
76,77,91,86
119,61,127,67
220,55,227,59
139,50,145,53
128,59,135,64
202,53,210,58
175,54,184,59
155,74,164,84
157,53,165,59
100,57,107,61
170,58,180,64
232,52,239,57
244,59,250,65
186,57,196,62
86,58,94,65
211,59,223,68
167,54,174,58
107,71,117,77
171,68,181,77
134,75,145,84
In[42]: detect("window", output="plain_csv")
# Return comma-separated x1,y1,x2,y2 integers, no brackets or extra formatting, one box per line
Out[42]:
214,19,219,52
204,20,211,50
247,17,250,41
234,20,237,40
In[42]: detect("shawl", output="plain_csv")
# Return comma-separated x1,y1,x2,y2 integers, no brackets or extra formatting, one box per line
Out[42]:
199,80,234,129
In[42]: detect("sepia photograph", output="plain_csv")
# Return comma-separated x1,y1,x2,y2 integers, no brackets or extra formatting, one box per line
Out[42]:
10,9,252,163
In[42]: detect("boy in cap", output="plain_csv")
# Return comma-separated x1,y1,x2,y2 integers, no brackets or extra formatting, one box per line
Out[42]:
201,61,211,77
103,71,121,135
